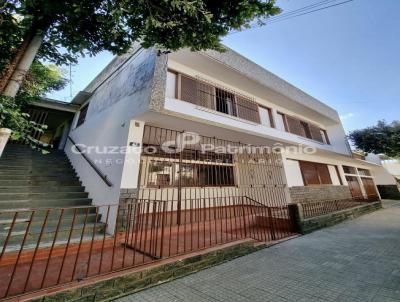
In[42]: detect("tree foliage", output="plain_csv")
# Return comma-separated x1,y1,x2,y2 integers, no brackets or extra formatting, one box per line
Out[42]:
0,0,280,71
349,120,400,158
0,61,66,147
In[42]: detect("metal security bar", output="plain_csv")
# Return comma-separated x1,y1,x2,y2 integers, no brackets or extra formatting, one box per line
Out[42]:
301,199,375,219
138,125,290,209
179,74,261,123
0,199,295,299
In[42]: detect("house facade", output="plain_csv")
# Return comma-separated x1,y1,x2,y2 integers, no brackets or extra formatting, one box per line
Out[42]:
2,45,400,300
51,45,397,220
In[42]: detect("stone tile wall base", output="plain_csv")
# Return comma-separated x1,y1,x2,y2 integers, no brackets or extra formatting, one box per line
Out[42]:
289,186,352,204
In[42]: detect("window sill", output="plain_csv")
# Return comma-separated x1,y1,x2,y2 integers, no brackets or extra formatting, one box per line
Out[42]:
195,106,260,126
293,134,328,146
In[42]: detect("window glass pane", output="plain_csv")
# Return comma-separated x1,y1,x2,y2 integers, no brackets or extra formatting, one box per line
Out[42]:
300,121,312,139
343,165,357,174
259,107,272,127
198,165,235,186
166,71,177,98
276,113,286,131
147,161,173,187
216,88,236,116
320,129,327,144
173,163,196,186
358,168,371,176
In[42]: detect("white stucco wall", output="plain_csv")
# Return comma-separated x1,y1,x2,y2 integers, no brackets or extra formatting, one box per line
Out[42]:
65,48,157,209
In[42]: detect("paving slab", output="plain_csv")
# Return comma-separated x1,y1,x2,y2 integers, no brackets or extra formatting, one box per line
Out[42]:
116,200,400,302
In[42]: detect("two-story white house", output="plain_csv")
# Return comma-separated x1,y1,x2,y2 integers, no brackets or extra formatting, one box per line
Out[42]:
2,45,399,300
50,44,396,218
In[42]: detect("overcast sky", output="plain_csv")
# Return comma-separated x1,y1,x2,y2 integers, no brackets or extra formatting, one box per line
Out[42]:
47,0,400,133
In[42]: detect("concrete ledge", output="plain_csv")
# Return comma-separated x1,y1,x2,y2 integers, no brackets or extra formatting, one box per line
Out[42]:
299,201,382,234
19,239,272,302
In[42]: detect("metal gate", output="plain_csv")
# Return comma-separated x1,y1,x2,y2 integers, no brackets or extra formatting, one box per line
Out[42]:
127,125,295,258
137,125,290,207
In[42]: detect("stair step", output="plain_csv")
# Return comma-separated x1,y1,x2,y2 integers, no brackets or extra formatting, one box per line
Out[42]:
0,223,106,251
0,179,82,186
0,207,97,220
0,175,79,181
0,192,89,201
0,186,85,193
0,170,76,176
0,213,99,232
0,145,91,213
0,198,92,209
0,163,73,169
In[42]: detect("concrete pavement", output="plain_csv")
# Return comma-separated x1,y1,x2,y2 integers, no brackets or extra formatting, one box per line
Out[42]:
116,200,400,302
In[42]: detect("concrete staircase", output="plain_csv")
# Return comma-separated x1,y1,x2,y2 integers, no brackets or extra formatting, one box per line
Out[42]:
0,144,104,251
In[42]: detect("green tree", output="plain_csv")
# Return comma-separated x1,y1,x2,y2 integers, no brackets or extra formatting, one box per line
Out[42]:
349,120,400,158
0,61,66,147
0,0,280,97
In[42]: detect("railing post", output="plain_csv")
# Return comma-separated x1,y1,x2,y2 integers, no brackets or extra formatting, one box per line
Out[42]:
268,207,276,241
288,203,302,233
242,196,248,238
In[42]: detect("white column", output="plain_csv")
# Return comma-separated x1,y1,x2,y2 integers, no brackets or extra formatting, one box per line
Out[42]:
120,120,145,189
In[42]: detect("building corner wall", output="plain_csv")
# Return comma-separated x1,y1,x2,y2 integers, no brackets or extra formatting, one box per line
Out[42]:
148,53,168,112
65,48,157,212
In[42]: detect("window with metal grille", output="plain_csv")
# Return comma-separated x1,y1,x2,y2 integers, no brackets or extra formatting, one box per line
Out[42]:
343,165,357,174
175,71,259,123
146,160,235,187
216,88,236,116
357,168,371,176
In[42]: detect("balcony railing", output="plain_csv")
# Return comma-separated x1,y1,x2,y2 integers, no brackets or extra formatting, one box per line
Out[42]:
301,198,377,219
177,73,261,124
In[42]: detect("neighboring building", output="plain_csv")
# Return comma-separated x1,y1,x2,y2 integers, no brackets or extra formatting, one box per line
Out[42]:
382,159,400,181
10,45,398,219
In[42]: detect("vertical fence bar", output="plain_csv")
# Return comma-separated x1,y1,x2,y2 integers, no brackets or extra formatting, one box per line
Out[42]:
71,207,90,282
23,209,50,292
41,208,65,288
5,210,35,297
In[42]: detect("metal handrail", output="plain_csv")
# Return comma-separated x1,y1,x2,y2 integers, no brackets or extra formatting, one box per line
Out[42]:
67,136,113,187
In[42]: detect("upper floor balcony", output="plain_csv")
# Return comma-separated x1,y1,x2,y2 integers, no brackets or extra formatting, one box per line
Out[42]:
163,52,350,156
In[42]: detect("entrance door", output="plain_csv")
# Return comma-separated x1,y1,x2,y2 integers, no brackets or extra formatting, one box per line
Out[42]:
345,176,364,200
361,177,379,201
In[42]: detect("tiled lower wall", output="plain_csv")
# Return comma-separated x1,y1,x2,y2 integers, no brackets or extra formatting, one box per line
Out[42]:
289,185,352,203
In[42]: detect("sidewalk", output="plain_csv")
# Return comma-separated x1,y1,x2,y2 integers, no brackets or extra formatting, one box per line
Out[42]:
116,200,400,302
